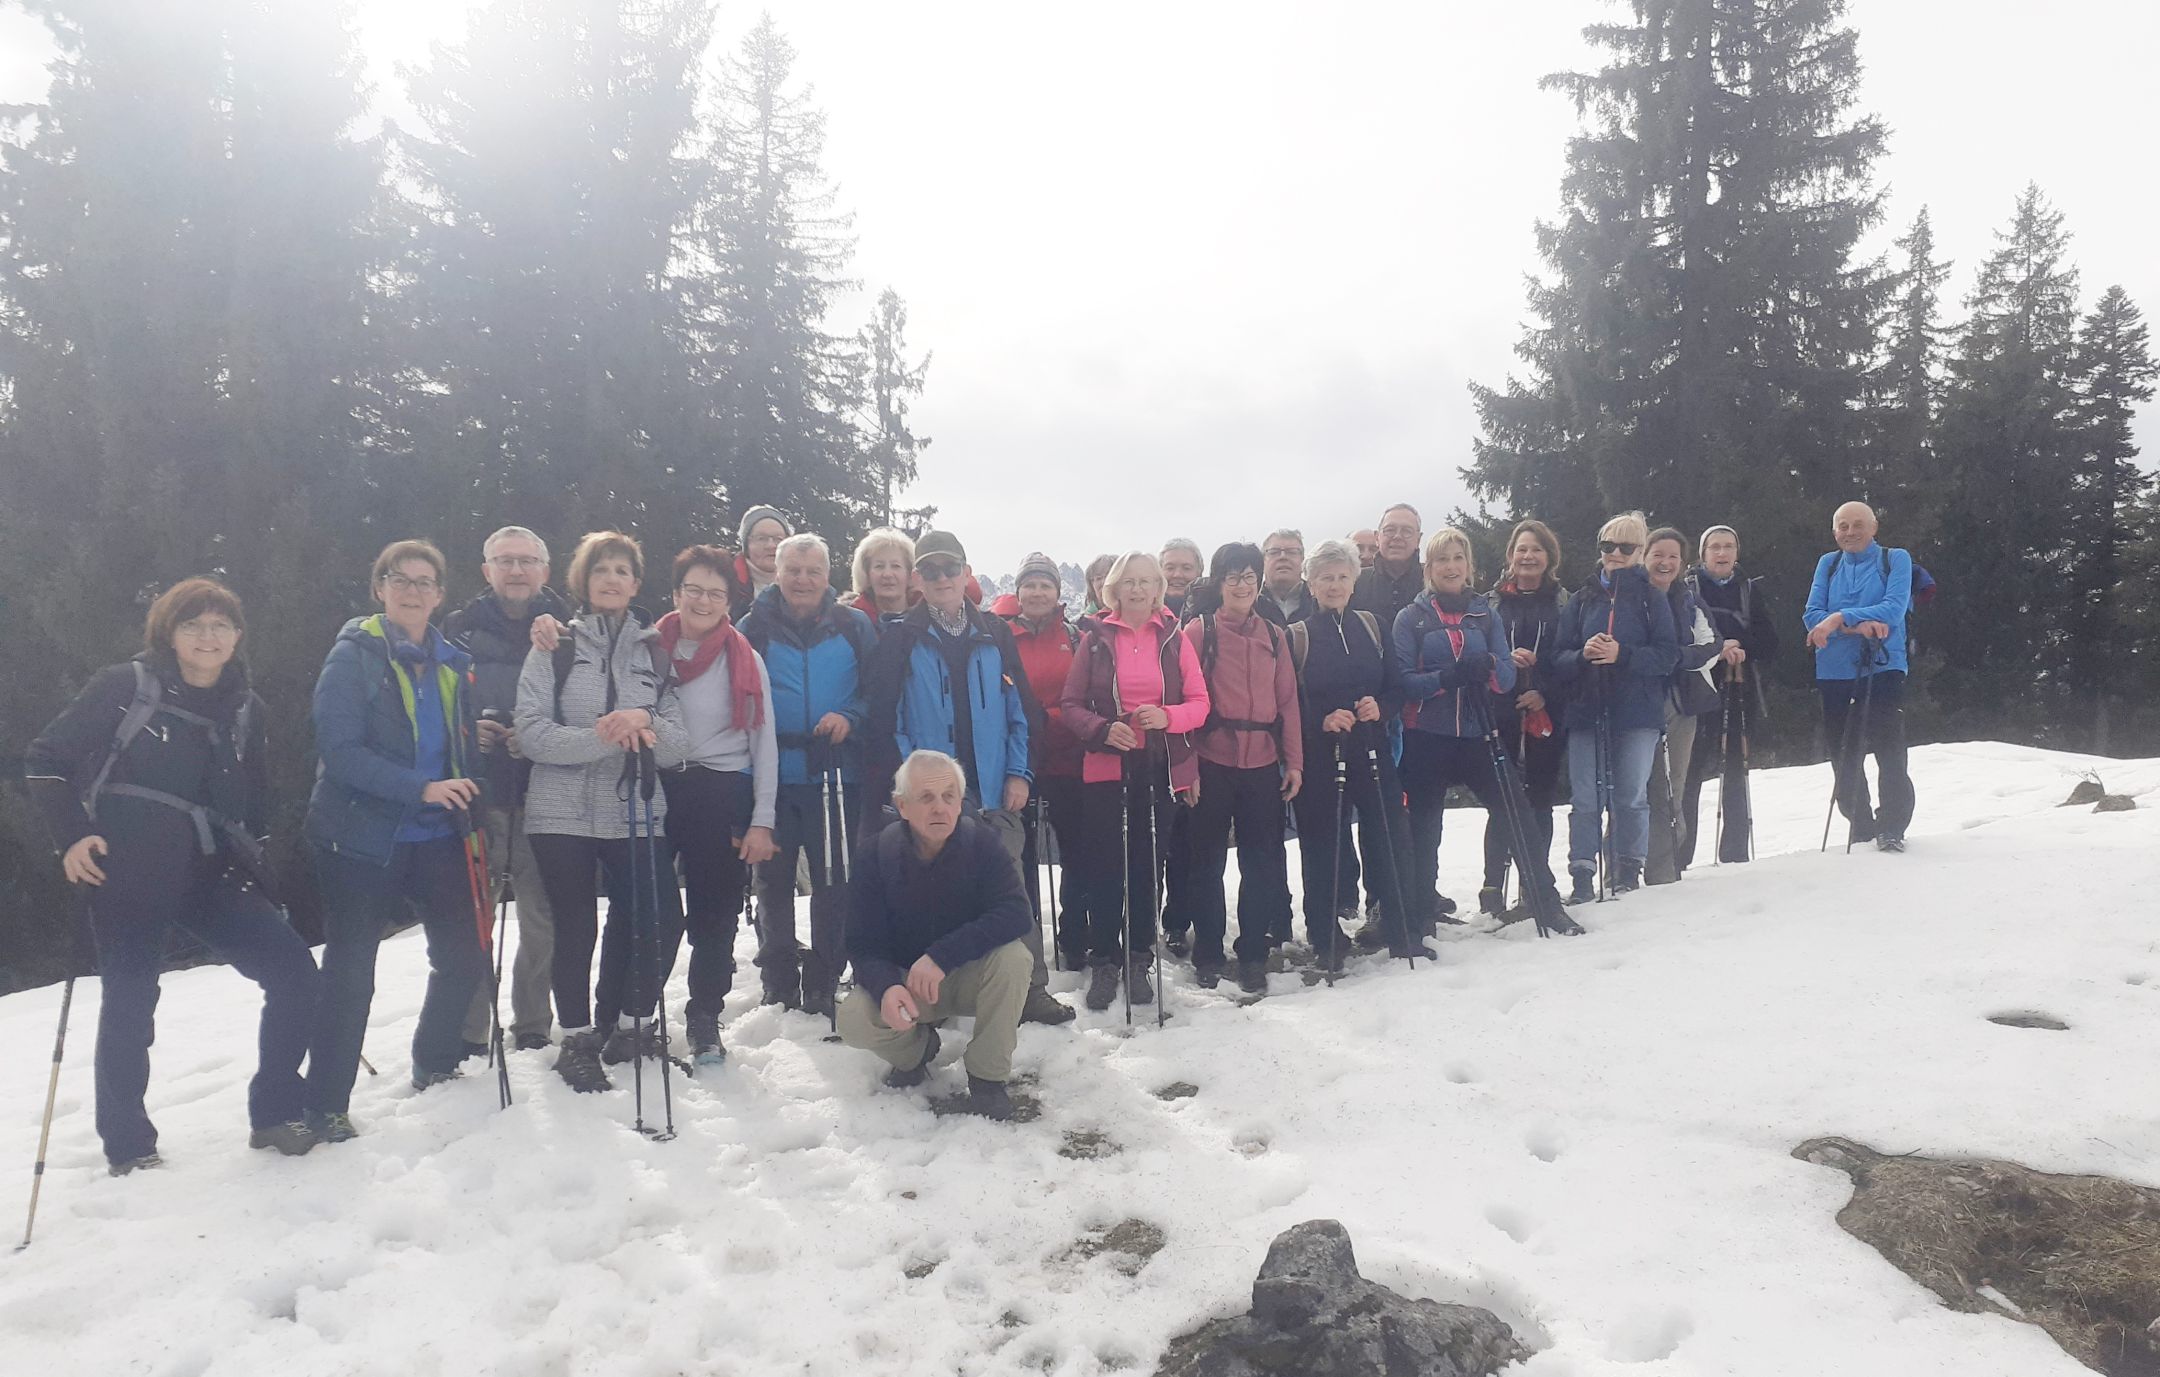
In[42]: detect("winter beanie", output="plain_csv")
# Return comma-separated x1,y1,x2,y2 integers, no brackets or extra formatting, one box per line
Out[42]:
737,505,792,548
1016,552,1060,588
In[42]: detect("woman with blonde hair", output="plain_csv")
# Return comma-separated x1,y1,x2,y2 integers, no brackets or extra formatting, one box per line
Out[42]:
1480,518,1569,917
1391,528,1516,938
1059,550,1210,1011
848,527,916,624
1552,512,1678,901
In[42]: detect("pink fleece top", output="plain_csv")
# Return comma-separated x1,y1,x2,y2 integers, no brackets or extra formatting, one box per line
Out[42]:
1185,609,1304,773
1079,609,1210,785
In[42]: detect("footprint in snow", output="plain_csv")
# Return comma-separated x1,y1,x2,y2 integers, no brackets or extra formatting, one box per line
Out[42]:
1605,1307,1695,1362
1059,1129,1121,1160
1484,1203,1535,1244
1443,1063,1479,1085
1525,1125,1565,1163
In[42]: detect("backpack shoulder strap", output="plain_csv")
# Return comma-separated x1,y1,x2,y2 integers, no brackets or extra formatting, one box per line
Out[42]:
1355,610,1382,655
551,635,578,724
1200,614,1218,679
1287,621,1310,675
87,661,164,808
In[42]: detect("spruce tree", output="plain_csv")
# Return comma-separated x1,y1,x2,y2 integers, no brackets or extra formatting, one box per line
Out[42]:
861,286,933,529
2063,286,2156,749
1864,208,1952,519
1467,0,1889,609
1929,184,2085,732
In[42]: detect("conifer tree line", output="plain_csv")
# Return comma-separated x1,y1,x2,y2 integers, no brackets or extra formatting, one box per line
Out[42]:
1464,0,2156,756
0,1,930,988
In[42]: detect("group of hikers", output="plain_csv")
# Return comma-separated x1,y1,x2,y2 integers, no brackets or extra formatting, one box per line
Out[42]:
24,498,1920,1173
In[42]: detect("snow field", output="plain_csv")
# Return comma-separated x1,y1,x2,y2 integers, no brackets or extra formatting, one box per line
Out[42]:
1,743,2155,1376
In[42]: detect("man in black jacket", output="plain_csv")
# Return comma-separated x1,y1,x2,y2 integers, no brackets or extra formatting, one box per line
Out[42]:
1353,503,1424,632
1680,525,1779,865
447,525,571,1051
837,750,1034,1120
1257,528,1318,627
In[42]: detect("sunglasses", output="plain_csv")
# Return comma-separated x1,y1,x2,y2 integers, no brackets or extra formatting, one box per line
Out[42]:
1598,541,1640,556
918,560,965,582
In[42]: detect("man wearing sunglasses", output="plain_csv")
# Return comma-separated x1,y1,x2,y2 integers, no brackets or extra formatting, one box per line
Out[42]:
445,525,572,1053
865,531,1070,1025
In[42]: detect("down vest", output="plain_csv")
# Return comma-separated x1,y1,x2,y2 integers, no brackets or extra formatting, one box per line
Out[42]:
514,612,689,838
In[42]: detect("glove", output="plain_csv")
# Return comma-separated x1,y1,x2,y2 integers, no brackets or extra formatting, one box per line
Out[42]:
1453,650,1494,686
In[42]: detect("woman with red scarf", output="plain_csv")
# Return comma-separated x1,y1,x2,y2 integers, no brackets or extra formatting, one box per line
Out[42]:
1480,519,1569,918
657,545,778,1065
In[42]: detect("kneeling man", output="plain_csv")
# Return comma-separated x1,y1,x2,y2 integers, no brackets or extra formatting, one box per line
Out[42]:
838,749,1032,1119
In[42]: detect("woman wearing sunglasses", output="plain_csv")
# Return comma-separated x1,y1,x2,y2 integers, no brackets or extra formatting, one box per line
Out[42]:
1553,512,1678,900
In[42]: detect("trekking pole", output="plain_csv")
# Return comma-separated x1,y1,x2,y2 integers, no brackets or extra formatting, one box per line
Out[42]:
1844,642,1882,856
1040,795,1061,971
624,769,651,1137
1714,670,1733,865
1324,742,1346,987
1737,663,1755,862
359,1053,377,1077
17,974,74,1251
1358,726,1417,969
1147,749,1165,1029
637,745,677,1140
452,809,512,1108
1819,648,1868,853
1120,745,1134,1028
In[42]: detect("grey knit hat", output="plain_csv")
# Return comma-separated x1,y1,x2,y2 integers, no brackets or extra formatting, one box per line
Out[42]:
1016,552,1060,589
737,505,792,548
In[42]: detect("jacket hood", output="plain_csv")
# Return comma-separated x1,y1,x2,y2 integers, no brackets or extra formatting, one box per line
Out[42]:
335,614,473,673
1412,589,1489,620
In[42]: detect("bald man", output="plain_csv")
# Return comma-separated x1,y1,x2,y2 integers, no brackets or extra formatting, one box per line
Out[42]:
1802,502,1916,851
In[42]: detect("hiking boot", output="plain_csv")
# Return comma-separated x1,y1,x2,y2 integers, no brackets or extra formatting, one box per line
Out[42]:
687,1012,725,1067
248,1121,317,1157
1352,919,1391,951
1613,859,1643,894
1316,935,1350,973
964,1075,1015,1121
513,1032,552,1052
412,1065,462,1092
1389,940,1438,961
1058,943,1089,975
1567,868,1597,904
1876,834,1906,853
1127,958,1156,1006
600,1024,669,1065
800,986,838,1022
1435,892,1459,918
555,1028,612,1093
108,1152,163,1177
1084,961,1121,1012
1193,954,1227,989
307,1111,358,1144
458,1039,489,1063
1236,959,1267,996
1020,989,1076,1025
1478,886,1505,917
760,982,801,1011
1163,931,1191,959
884,1027,941,1089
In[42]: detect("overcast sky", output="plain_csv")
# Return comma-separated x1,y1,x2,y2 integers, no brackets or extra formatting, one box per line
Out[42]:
2,1,2153,580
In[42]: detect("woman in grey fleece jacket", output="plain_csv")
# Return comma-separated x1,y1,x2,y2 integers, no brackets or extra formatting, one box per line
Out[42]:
515,532,689,1093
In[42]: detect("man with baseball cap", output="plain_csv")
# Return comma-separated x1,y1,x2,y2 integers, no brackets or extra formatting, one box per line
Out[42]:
865,531,1070,1024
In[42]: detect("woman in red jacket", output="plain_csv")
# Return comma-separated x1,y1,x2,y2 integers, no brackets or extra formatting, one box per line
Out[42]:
1059,550,1210,1012
1180,543,1302,995
994,552,1088,973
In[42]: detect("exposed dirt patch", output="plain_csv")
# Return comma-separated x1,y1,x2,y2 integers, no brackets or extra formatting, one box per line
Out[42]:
1154,1081,1200,1101
1987,1010,2071,1031
1060,1129,1121,1160
1063,1218,1165,1276
903,1257,939,1280
1796,1136,2160,1376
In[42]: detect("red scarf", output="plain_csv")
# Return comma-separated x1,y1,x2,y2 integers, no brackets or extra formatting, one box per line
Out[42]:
655,611,764,729
1493,581,1554,739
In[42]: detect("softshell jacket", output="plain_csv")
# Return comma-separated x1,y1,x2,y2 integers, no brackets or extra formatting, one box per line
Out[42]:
1060,608,1210,791
1661,580,1722,716
305,616,476,865
740,584,878,786
514,612,689,838
1802,543,1913,679
1184,610,1303,773
26,655,269,863
1353,559,1423,636
1295,606,1402,728
864,603,1033,803
1487,579,1570,732
1256,582,1318,628
1395,592,1516,738
845,815,1031,1004
444,586,571,802
1552,567,1680,733
1685,567,1780,668
991,593,1084,779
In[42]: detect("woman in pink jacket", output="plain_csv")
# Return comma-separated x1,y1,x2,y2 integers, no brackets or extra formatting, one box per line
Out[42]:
1180,543,1302,995
1060,550,1210,1012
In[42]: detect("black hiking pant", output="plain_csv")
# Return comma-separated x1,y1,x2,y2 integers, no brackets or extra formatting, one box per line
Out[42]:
531,831,683,1031
1186,759,1292,964
1681,684,1758,865
1820,671,1915,842
1400,731,1504,930
1292,731,1414,951
664,766,755,1020
752,778,859,1004
1080,753,1172,965
1481,721,1562,895
1021,773,1088,969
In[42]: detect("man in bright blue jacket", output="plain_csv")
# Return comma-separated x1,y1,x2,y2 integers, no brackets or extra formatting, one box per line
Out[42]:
739,534,878,1015
1803,501,1916,851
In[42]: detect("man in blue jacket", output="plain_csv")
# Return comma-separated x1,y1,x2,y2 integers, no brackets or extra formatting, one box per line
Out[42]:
837,750,1033,1120
1804,501,1917,851
738,533,878,1016
864,530,1068,1025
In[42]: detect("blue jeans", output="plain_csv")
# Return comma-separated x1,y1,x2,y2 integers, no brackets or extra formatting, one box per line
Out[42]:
1567,724,1660,869
308,836,486,1114
89,835,317,1164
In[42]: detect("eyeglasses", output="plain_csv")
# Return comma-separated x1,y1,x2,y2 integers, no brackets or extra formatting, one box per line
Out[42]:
1262,547,1301,562
1379,524,1418,540
1221,571,1260,587
676,583,730,605
1598,541,1640,556
177,617,239,640
488,555,544,571
918,560,965,582
382,573,441,594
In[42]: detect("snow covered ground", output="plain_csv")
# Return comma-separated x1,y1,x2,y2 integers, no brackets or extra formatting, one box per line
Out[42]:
2,742,2155,1377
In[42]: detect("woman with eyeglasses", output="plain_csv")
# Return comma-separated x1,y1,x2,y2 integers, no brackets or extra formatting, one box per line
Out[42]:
25,578,321,1171
1178,542,1302,994
1552,513,1678,900
302,540,488,1142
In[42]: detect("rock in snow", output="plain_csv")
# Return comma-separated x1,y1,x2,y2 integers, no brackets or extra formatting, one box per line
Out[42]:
1156,1220,1529,1377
